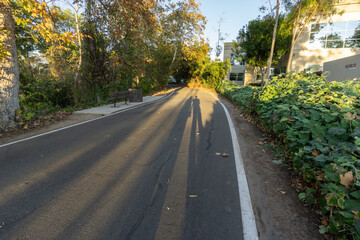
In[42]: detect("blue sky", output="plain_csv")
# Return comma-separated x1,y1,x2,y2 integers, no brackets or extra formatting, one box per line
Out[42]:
198,0,267,59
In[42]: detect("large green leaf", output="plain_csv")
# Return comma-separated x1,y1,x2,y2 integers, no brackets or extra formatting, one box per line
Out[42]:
328,127,347,136
311,125,326,139
344,199,360,212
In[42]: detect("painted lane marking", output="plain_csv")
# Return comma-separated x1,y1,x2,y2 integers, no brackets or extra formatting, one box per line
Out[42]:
209,92,259,240
0,91,175,149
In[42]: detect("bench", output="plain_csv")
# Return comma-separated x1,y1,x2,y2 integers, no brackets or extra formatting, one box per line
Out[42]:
106,91,130,107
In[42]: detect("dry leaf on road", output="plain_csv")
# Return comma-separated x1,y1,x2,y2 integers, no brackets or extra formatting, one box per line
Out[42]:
222,153,229,157
277,188,286,194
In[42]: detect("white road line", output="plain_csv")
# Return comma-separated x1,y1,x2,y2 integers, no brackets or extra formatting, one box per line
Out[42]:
209,92,259,240
0,91,175,149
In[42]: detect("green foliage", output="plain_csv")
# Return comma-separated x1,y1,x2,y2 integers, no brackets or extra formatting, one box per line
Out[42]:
217,80,256,110
9,0,210,128
219,73,360,239
199,59,230,90
233,14,290,82
17,64,73,124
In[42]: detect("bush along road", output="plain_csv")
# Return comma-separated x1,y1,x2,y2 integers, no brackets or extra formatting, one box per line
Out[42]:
217,73,360,239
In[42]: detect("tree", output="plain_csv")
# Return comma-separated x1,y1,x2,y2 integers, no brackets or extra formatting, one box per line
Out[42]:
234,15,290,85
0,0,78,130
0,2,19,130
160,0,206,75
215,17,227,58
265,0,280,84
285,0,341,72
201,59,230,89
56,0,83,104
173,40,209,83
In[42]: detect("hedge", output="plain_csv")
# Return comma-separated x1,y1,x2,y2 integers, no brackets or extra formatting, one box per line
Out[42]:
218,73,360,239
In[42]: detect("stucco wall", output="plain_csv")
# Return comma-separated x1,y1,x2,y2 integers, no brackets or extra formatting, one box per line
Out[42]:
223,42,246,82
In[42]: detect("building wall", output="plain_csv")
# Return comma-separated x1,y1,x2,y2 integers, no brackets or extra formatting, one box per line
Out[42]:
289,0,360,73
223,42,246,85
323,54,360,81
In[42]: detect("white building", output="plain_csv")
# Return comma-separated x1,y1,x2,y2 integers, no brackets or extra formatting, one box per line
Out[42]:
224,0,360,84
223,42,246,84
286,0,360,74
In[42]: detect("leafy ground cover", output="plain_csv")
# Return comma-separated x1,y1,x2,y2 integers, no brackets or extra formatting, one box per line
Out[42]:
218,73,360,239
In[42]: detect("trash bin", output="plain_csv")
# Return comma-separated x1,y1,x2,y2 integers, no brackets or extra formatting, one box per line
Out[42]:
129,88,143,102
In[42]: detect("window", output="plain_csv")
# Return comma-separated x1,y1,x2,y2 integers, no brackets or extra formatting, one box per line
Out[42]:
309,20,360,49
345,21,360,48
230,73,237,80
230,73,244,81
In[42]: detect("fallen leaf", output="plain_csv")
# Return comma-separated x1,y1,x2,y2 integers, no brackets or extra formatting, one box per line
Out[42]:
189,195,198,198
317,172,325,181
322,217,328,226
312,150,321,157
257,141,265,145
167,206,170,210
216,152,221,156
261,149,266,153
340,171,354,189
222,153,229,157
278,188,286,194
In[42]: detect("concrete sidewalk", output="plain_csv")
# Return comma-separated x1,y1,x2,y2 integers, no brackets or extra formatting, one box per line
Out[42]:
74,95,170,115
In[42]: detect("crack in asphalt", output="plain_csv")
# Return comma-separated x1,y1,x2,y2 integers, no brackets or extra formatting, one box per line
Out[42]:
125,153,174,240
206,119,215,151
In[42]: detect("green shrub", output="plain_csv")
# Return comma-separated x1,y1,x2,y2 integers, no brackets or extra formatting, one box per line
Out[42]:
219,73,360,239
201,60,230,90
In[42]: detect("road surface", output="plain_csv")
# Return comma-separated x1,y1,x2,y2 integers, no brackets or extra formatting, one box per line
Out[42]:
0,88,244,240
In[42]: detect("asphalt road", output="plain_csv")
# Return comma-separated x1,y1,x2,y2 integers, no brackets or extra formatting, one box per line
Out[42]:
0,88,243,240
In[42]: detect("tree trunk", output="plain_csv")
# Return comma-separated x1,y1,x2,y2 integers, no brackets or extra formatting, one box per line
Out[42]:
169,45,177,71
261,68,265,86
0,3,19,131
266,0,279,84
73,2,82,105
286,0,302,73
286,26,297,72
